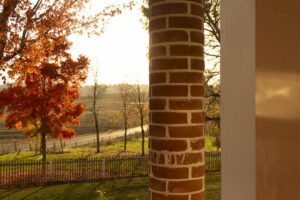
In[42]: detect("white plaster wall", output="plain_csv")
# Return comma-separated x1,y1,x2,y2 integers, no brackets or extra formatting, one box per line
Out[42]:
221,0,256,200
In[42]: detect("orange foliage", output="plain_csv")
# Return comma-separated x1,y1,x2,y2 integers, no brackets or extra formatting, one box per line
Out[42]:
0,35,88,139
0,0,136,140
0,0,135,83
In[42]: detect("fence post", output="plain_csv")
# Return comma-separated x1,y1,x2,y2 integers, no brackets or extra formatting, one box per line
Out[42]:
102,159,106,178
49,160,53,180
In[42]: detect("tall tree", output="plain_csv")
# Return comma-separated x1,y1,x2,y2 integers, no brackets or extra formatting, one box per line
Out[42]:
118,83,132,152
131,84,148,156
0,0,136,159
0,0,135,83
90,64,106,153
0,36,88,162
203,0,221,149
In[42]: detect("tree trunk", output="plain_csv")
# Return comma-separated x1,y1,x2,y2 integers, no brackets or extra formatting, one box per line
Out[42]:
59,137,64,153
140,112,145,156
141,126,145,156
40,132,47,162
124,122,127,152
92,82,101,153
40,132,47,177
93,112,100,153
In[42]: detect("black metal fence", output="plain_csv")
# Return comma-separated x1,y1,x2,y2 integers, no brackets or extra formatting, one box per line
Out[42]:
0,155,148,188
205,151,221,172
0,152,221,188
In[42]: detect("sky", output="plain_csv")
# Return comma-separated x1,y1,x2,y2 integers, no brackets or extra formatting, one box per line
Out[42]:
69,0,149,85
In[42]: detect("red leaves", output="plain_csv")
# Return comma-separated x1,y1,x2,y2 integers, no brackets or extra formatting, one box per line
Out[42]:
56,128,76,139
74,103,85,116
0,46,88,140
40,63,59,79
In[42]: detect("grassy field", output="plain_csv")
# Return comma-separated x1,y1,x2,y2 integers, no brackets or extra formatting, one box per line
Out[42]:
0,137,148,161
0,85,148,139
0,172,220,200
0,136,217,161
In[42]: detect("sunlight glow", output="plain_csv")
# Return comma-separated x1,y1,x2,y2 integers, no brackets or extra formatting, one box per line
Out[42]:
69,0,149,85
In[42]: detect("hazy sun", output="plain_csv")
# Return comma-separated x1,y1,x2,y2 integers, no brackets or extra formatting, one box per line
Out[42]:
69,0,149,85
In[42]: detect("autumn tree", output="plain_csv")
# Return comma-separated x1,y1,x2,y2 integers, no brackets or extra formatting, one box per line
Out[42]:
0,0,135,82
131,84,148,156
118,83,132,152
0,0,133,156
0,0,135,160
203,0,221,150
89,63,106,153
0,36,88,162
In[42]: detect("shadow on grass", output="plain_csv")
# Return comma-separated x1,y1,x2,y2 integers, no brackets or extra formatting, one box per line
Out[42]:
206,172,221,200
0,186,45,200
0,174,219,200
99,177,148,200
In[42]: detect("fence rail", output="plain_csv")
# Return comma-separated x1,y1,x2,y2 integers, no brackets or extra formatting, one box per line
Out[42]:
0,152,221,188
0,155,148,188
205,151,221,172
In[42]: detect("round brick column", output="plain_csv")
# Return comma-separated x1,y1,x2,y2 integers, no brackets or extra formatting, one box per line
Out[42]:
149,0,205,199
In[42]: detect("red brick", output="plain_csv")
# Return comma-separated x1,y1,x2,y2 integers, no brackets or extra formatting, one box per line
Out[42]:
149,125,166,137
190,85,204,96
192,165,205,177
170,72,203,83
151,3,187,17
190,4,204,16
169,126,203,138
152,85,188,97
152,165,189,179
191,192,205,200
151,138,187,151
151,192,189,200
152,112,187,124
150,73,167,84
151,58,188,70
180,152,203,164
149,177,166,191
150,17,166,31
150,99,166,110
169,154,176,164
170,45,203,56
150,46,166,58
149,0,165,5
187,0,203,3
152,30,188,44
190,31,204,43
190,138,204,150
192,112,205,123
191,59,205,70
169,99,203,110
169,16,203,29
168,179,203,193
150,151,165,164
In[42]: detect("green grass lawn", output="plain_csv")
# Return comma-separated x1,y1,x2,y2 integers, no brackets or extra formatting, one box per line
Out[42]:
0,138,148,161
0,172,220,200
0,136,220,200
0,136,217,161
206,172,221,200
